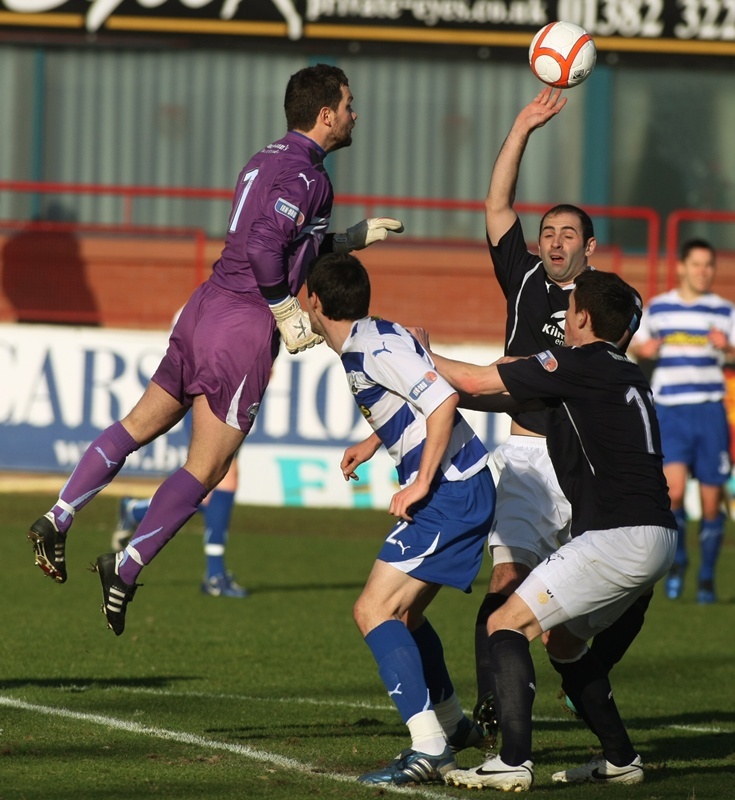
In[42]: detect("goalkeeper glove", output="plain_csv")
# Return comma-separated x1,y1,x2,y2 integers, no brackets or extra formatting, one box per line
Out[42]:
333,217,404,253
269,296,323,354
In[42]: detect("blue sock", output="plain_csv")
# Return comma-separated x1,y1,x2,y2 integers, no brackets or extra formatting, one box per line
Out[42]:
131,499,151,523
699,512,725,584
673,508,688,568
365,619,432,724
203,489,235,579
411,619,454,705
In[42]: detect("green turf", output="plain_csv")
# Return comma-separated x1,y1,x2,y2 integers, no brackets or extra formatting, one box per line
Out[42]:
1,492,733,799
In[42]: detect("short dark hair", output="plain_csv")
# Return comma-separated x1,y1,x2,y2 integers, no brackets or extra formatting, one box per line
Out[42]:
540,204,595,244
306,252,370,321
680,238,715,262
284,64,349,132
573,269,638,344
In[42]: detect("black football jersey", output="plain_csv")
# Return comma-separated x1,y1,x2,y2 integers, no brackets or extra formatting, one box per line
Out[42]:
497,342,676,537
489,217,574,434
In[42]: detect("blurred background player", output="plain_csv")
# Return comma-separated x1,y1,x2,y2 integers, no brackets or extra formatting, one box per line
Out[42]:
472,87,650,731
306,252,494,787
26,63,403,636
112,458,247,598
630,238,735,604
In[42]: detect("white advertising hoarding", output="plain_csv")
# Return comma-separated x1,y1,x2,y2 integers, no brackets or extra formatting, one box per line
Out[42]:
0,323,509,508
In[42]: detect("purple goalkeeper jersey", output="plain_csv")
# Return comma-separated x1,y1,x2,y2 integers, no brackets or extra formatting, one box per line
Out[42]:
210,130,334,298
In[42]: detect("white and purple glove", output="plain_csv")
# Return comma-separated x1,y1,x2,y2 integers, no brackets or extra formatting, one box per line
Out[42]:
269,296,323,354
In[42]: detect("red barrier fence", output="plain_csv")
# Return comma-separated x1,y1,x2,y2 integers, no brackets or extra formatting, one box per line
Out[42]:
2,179,732,334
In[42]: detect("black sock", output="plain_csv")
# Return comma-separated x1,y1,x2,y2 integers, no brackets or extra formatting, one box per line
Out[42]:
487,629,535,766
550,649,636,767
590,590,652,673
474,593,508,702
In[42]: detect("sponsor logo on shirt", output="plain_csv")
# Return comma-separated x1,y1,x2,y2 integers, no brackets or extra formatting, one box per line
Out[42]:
663,331,709,347
535,350,558,372
275,198,304,226
542,310,567,346
409,371,438,399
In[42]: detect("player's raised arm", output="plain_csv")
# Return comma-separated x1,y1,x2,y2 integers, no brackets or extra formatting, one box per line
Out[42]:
485,87,567,246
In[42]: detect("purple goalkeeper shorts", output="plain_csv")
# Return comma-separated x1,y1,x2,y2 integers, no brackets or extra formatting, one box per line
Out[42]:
152,280,280,433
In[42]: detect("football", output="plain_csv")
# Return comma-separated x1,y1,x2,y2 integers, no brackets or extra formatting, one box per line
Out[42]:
529,21,596,88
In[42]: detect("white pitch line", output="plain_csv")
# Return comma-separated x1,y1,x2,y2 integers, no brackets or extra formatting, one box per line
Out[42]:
0,696,463,799
667,724,728,734
96,685,396,712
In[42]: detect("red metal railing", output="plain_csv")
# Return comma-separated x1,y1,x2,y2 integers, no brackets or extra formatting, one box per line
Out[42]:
0,179,662,296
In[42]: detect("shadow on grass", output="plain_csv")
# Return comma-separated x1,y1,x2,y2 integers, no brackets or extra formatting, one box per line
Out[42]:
0,676,200,691
208,717,405,741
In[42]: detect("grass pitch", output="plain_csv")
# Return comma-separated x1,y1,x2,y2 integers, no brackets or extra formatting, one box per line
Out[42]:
1,492,733,799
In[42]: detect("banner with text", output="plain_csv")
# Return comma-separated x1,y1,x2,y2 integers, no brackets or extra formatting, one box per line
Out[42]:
2,0,735,55
0,324,508,508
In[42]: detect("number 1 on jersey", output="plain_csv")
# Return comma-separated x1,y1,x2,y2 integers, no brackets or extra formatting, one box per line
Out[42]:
229,168,259,233
626,386,655,455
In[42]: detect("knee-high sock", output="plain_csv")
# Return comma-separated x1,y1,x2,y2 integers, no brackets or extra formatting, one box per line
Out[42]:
52,422,139,533
590,590,652,674
118,468,208,584
411,619,454,704
365,619,433,724
474,593,508,703
699,512,725,584
550,649,636,767
203,489,235,579
487,629,535,766
672,507,688,568
412,619,464,736
365,619,445,754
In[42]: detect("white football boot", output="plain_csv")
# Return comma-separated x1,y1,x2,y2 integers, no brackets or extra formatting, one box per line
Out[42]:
552,754,644,784
444,753,533,791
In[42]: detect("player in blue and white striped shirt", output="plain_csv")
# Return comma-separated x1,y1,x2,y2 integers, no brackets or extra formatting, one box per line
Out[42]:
306,252,495,787
632,238,735,604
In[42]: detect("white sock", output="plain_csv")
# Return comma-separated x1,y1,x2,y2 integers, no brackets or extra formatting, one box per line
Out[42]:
407,709,447,756
433,692,465,738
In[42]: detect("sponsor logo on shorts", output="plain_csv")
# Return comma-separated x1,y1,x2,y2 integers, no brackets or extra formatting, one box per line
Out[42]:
247,403,261,422
535,350,558,372
275,198,304,226
409,371,438,400
537,589,553,604
359,404,371,420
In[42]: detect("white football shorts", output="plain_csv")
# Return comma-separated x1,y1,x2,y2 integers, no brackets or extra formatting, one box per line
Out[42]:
516,524,677,641
488,435,572,568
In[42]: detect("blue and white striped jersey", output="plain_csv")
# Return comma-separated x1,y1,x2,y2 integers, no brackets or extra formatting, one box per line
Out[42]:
636,289,735,405
341,317,489,488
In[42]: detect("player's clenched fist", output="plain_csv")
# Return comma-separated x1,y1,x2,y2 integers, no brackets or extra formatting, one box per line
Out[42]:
269,295,324,354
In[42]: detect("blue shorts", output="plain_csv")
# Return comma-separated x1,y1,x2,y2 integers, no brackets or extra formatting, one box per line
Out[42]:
656,401,731,486
152,281,280,433
376,467,495,593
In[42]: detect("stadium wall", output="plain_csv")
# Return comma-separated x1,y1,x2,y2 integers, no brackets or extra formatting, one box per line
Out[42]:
0,235,656,342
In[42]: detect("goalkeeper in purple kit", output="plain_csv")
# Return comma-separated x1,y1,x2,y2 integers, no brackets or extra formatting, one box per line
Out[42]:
26,63,403,635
